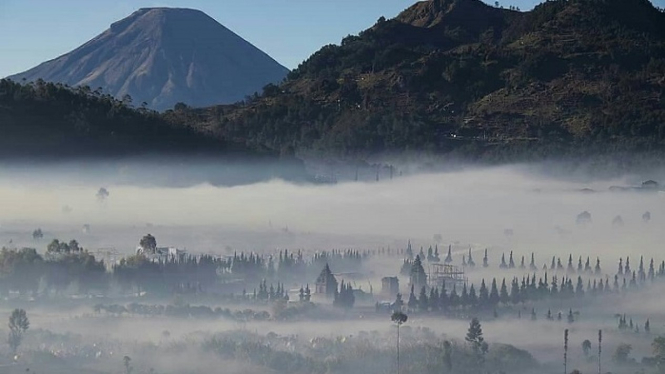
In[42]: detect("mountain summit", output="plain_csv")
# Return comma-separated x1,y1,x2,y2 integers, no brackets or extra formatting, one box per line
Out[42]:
8,8,289,110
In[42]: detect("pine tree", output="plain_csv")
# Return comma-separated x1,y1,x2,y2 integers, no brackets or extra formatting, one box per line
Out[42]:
445,245,453,263
585,256,592,273
576,276,584,296
550,256,556,270
483,249,489,268
550,276,559,296
466,318,488,359
408,284,418,311
625,257,631,273
419,286,429,311
645,319,651,333
578,256,583,272
508,251,515,268
567,254,574,273
500,253,507,269
595,257,602,274
468,284,478,307
530,253,537,271
489,278,500,306
499,278,509,305
429,287,439,311
639,256,646,282
449,285,459,308
468,248,475,267
479,279,489,308
519,255,525,269
510,277,520,305
649,258,655,281
618,258,624,275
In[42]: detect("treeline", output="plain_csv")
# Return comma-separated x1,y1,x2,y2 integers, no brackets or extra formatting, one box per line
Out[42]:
0,78,225,157
217,249,366,283
93,303,270,321
393,255,665,318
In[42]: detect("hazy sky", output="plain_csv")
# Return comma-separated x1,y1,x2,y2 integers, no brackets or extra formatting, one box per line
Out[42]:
1,0,664,78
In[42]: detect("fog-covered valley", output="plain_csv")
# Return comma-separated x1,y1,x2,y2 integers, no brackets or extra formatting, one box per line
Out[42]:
1,159,665,374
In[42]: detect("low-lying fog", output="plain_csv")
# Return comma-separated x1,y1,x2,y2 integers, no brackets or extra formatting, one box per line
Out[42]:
1,158,664,374
0,160,663,257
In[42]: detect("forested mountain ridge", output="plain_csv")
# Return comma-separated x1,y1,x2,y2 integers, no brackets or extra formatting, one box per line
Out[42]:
182,0,665,159
0,78,227,157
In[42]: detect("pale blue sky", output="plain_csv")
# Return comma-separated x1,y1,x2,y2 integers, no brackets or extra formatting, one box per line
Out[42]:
1,0,663,77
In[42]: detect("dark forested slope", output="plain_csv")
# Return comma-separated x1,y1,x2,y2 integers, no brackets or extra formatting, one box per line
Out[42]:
187,0,665,159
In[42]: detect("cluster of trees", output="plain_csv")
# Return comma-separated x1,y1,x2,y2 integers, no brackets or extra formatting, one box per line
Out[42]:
202,319,536,374
93,303,270,321
333,280,355,309
112,253,221,296
0,246,106,296
0,78,223,157
218,249,366,284
252,279,289,301
393,265,665,316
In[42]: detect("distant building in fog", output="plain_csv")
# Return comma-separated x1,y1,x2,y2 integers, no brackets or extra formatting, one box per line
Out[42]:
381,277,399,298
315,264,338,298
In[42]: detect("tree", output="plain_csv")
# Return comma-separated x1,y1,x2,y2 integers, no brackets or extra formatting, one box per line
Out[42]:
32,228,43,240
466,318,488,357
612,343,632,364
391,311,408,374
139,234,157,253
123,355,133,374
582,339,592,358
8,308,29,354
96,187,110,202
653,336,665,372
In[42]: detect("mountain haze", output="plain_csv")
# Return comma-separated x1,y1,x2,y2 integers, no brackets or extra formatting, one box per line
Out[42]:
8,8,289,111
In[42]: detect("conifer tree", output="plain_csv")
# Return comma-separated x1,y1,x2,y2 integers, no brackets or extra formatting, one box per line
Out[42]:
625,257,631,273
483,249,489,268
595,257,602,274
449,285,459,309
551,256,556,270
530,253,537,271
567,254,574,273
479,279,489,308
445,245,453,263
499,278,509,305
461,283,469,308
618,258,624,275
578,256,583,272
489,278,500,306
500,253,507,269
639,256,646,282
510,278,520,305
468,248,475,267
520,255,525,269
585,256,592,272
508,251,515,268
649,258,655,281
576,276,584,296
419,286,429,311
408,284,418,311
645,319,651,333
469,284,478,307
